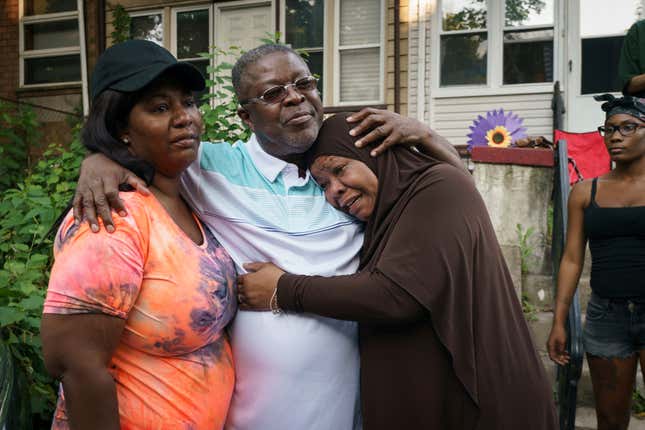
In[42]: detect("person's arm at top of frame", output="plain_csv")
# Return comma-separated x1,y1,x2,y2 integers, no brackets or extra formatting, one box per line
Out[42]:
546,180,590,366
625,75,645,96
619,22,645,95
41,313,124,430
345,108,466,173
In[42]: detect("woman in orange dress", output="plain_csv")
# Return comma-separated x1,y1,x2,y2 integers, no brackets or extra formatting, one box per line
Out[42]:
40,40,237,429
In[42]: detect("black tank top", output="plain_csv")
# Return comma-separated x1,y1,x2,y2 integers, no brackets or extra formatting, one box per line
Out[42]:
583,178,645,298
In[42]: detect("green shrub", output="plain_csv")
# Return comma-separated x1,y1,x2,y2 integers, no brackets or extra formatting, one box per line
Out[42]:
199,45,251,144
516,223,536,274
0,101,41,192
0,125,84,426
110,4,131,44
633,389,645,417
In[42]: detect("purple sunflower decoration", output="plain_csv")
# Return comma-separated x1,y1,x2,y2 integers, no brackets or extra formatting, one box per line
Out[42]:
466,109,527,151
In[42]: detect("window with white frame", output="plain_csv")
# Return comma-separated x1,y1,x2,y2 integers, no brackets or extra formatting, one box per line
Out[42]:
20,0,82,86
439,0,488,86
172,6,211,100
123,7,213,100
285,0,325,94
438,0,555,89
130,10,164,45
284,0,385,106
502,0,554,84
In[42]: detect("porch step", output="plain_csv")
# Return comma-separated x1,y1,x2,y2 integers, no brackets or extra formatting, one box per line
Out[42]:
529,310,645,430
529,312,596,408
575,406,645,429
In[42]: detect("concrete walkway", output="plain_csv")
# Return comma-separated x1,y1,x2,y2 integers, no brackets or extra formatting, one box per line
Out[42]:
575,407,645,429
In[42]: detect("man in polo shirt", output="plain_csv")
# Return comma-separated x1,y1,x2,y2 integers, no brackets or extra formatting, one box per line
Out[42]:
74,44,463,429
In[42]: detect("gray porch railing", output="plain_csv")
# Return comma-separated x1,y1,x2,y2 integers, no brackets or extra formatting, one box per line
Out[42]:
552,140,585,430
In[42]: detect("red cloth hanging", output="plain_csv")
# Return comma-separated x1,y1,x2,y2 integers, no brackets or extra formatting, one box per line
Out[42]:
554,130,611,184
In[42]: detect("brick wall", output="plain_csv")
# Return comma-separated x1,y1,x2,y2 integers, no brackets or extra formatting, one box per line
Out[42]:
0,0,19,99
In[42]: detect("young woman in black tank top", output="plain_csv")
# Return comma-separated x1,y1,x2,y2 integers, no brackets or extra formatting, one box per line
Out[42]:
547,94,645,430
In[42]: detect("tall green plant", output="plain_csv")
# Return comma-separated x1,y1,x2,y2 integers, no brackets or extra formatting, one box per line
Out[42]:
0,101,40,192
199,46,251,143
516,223,536,274
0,124,85,426
110,4,131,44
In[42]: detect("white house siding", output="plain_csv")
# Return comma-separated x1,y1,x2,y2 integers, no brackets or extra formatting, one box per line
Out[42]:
406,7,419,118
431,93,554,146
407,3,554,146
406,0,431,123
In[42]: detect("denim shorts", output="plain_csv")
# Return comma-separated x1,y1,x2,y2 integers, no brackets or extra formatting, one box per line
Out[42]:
583,293,645,359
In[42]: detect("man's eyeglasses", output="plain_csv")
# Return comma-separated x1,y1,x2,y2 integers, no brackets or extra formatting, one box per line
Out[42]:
598,123,645,137
239,76,318,106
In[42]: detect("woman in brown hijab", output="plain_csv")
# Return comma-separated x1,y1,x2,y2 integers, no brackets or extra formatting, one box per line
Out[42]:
238,113,557,429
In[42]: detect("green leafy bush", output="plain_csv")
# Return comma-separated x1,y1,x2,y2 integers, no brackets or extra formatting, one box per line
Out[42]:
110,4,131,44
0,125,84,427
0,101,40,192
199,46,251,144
633,389,645,417
516,223,536,274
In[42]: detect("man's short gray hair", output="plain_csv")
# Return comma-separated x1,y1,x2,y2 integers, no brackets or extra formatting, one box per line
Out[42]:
232,44,303,97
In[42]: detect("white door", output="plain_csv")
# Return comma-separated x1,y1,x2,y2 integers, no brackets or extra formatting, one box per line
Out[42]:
565,0,644,132
214,1,275,61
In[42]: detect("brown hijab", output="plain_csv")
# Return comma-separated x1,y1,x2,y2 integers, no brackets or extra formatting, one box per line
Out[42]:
307,113,480,405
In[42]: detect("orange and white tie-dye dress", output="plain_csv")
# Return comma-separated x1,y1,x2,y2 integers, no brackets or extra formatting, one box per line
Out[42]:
43,192,237,430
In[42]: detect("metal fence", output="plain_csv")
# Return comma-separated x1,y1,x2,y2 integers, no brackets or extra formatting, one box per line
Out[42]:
552,140,584,430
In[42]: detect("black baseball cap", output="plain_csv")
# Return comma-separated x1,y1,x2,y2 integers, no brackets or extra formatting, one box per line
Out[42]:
90,39,205,101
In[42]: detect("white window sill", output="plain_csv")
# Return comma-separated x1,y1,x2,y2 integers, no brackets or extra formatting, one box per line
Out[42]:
432,83,555,99
17,82,82,92
331,99,385,107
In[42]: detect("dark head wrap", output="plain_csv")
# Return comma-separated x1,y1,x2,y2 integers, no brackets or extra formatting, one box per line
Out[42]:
594,93,645,121
305,113,440,266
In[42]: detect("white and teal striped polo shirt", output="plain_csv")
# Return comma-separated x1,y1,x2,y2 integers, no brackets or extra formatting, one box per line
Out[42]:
181,134,364,430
